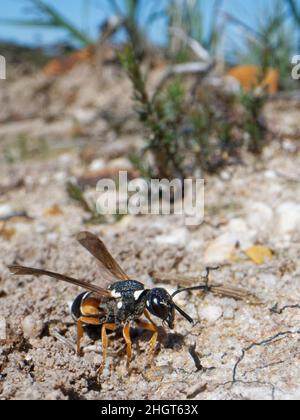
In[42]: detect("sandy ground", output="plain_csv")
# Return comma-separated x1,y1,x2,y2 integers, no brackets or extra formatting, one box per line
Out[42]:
1,62,300,400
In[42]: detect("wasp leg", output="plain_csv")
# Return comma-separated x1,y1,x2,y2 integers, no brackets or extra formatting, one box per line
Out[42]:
76,316,101,356
98,323,117,375
136,319,159,363
76,320,84,356
140,311,161,380
122,322,132,371
144,310,159,359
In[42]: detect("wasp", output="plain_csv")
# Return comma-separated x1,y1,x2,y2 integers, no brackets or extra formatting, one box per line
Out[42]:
9,232,209,374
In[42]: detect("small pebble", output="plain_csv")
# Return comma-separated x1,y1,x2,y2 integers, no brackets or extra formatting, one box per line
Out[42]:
246,202,273,232
0,204,13,219
275,202,300,235
259,273,278,288
89,159,105,172
22,316,44,339
199,305,223,324
223,307,235,320
155,228,189,247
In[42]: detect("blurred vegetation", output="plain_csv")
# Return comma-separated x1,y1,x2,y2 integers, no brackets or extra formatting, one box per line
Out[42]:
228,1,296,87
120,46,184,179
105,0,166,56
2,0,299,70
2,0,300,180
167,0,224,60
120,46,268,179
66,181,106,224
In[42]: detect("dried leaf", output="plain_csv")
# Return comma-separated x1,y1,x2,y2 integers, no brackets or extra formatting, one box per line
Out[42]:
245,245,273,265
228,65,279,94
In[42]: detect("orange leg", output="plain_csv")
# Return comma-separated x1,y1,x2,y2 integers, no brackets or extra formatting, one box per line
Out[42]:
76,316,101,356
136,319,159,362
144,310,159,357
122,322,132,371
98,323,117,375
138,312,160,379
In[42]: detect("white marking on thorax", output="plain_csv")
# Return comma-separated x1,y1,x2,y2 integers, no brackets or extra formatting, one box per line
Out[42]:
111,289,122,299
134,290,144,301
117,301,123,309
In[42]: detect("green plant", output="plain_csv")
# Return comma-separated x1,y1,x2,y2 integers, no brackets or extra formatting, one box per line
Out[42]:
120,46,186,179
66,181,106,225
230,1,294,83
238,91,267,155
0,0,92,47
167,0,223,60
121,44,270,179
107,0,166,55
66,181,126,225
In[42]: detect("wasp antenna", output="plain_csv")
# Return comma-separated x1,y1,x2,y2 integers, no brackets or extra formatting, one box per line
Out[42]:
204,266,220,278
174,304,194,324
172,285,210,298
206,266,220,271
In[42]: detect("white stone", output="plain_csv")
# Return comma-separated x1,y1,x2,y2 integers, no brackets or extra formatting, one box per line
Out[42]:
223,307,235,320
199,305,223,324
155,228,189,247
204,219,256,264
204,233,237,265
264,170,277,179
107,158,133,171
13,223,32,236
246,202,273,232
71,108,97,125
220,171,231,181
47,232,59,242
186,239,203,251
275,202,300,235
53,171,67,182
258,273,278,288
89,159,106,172
0,204,13,219
58,154,73,165
22,316,44,339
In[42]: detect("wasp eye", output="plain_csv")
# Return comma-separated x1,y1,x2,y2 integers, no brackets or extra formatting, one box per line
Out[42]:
149,296,169,320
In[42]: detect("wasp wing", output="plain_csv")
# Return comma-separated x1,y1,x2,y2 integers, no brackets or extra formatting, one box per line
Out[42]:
8,265,112,299
77,232,129,281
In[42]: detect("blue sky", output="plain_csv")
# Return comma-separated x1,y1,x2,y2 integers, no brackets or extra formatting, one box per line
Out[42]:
0,0,298,50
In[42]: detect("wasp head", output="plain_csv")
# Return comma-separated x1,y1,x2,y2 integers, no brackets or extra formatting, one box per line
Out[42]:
146,288,194,329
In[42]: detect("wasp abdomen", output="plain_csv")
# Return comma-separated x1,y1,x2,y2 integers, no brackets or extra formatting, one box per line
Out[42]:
71,292,87,321
71,292,106,321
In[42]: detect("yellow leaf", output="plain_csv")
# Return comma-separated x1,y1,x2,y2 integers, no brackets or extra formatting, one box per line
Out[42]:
245,245,273,265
